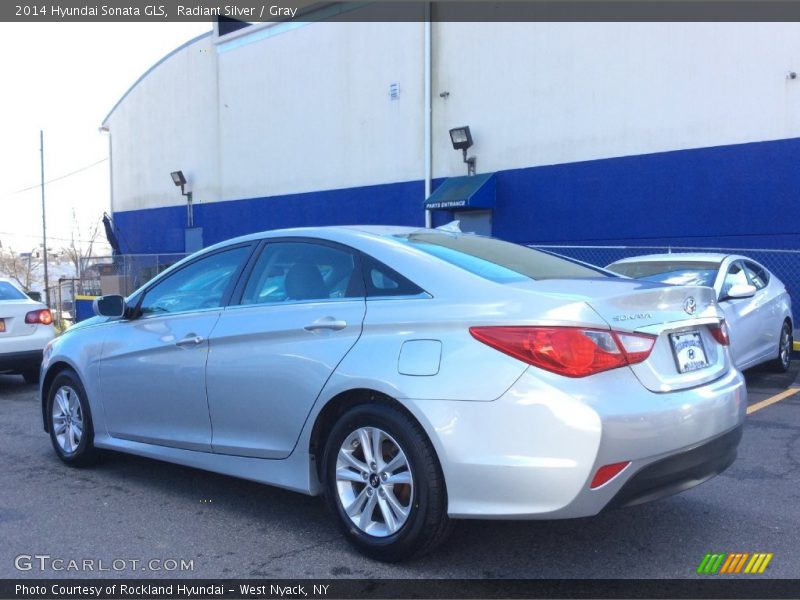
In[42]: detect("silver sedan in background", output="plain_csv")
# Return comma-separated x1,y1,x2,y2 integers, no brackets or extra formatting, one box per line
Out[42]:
41,228,745,561
606,253,792,372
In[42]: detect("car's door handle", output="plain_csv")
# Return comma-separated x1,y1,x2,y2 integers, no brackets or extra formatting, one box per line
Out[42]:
304,317,347,332
175,335,204,347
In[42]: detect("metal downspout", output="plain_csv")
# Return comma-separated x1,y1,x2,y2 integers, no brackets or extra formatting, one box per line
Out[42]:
424,8,432,228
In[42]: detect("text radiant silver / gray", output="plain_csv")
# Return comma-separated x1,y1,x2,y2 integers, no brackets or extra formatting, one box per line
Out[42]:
40,226,746,561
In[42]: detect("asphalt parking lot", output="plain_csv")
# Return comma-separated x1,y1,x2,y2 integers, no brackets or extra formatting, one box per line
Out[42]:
0,366,798,580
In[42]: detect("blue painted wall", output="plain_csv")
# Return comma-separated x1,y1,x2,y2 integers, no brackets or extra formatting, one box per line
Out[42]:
113,137,800,254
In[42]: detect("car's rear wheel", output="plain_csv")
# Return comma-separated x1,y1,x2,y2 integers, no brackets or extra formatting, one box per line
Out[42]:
47,370,100,466
322,403,451,561
770,320,792,373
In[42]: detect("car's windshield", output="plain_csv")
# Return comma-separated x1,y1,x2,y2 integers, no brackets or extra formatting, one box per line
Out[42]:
0,281,28,301
394,233,608,282
608,260,720,287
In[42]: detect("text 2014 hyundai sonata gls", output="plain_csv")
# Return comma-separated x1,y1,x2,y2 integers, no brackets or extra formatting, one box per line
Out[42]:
41,226,746,561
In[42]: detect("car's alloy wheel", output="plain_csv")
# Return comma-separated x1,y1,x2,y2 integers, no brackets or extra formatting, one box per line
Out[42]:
52,385,84,454
335,426,414,537
772,321,792,373
322,402,451,561
47,370,99,466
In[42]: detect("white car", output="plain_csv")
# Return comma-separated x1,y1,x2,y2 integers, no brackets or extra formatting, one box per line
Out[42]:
606,254,792,372
0,277,55,383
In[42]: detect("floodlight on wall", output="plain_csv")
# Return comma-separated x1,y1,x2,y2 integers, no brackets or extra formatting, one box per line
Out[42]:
449,126,476,175
171,170,187,187
170,170,194,228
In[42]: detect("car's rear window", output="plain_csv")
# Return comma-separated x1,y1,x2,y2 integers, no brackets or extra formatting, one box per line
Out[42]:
0,281,28,300
394,233,607,282
608,261,720,287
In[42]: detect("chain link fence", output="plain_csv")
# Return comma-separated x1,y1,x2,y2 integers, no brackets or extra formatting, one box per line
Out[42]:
62,245,800,327
529,244,800,323
79,253,187,299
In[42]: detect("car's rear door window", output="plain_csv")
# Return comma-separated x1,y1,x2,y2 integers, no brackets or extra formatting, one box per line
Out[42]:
240,242,361,305
361,255,425,297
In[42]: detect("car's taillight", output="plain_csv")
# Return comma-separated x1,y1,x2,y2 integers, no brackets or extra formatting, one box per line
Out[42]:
469,326,656,378
25,309,53,325
708,321,730,346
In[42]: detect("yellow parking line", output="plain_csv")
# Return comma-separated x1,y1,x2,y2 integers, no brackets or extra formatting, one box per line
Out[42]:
747,388,800,415
793,340,800,352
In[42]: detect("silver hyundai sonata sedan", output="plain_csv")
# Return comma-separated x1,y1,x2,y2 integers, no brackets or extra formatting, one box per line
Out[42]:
41,226,746,561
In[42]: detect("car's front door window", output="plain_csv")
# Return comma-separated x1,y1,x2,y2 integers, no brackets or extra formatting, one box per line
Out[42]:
720,261,748,299
139,246,251,315
742,261,769,290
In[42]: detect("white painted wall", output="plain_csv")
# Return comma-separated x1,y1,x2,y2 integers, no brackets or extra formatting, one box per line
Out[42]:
106,22,800,212
217,21,424,201
104,33,220,212
432,22,800,176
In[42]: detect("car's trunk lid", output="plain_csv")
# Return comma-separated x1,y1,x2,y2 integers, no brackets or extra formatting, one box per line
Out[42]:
0,300,41,338
512,278,729,391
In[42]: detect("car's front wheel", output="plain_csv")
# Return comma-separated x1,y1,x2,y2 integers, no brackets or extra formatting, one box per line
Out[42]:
47,370,100,466
322,402,451,561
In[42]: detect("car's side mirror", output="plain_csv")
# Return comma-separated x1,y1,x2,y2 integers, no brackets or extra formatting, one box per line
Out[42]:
93,295,126,318
723,283,757,300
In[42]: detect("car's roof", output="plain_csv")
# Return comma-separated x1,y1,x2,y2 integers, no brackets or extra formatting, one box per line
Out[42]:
608,252,732,266
200,225,440,252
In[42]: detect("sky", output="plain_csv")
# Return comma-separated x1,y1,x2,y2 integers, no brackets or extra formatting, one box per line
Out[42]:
0,22,212,257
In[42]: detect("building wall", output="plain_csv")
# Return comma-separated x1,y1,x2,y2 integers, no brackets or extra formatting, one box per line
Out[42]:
217,21,424,201
106,32,221,213
431,23,800,174
104,20,800,253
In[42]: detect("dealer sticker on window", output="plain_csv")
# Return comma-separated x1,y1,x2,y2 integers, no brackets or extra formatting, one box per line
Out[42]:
670,330,709,373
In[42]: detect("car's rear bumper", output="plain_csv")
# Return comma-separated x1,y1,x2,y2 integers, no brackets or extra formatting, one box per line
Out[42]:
0,350,43,372
405,365,746,519
606,424,742,509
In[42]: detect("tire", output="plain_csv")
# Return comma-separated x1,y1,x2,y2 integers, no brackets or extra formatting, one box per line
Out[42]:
770,320,792,373
22,368,40,385
321,402,452,561
46,370,100,466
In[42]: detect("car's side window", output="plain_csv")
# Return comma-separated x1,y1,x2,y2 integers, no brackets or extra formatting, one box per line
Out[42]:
720,261,749,299
743,261,769,290
361,256,425,298
139,246,251,315
240,242,361,305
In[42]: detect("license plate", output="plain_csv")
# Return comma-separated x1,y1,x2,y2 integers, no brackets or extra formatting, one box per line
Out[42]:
0,319,4,333
670,330,709,373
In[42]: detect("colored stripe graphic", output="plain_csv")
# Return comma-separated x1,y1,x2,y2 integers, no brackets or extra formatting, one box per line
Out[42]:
733,553,750,573
744,553,774,574
697,553,726,574
698,553,773,575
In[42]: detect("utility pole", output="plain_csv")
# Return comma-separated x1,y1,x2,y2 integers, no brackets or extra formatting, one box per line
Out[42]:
40,130,50,307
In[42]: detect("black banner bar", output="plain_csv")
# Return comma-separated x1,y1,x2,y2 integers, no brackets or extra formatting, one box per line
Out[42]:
3,579,800,599
7,1,800,23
